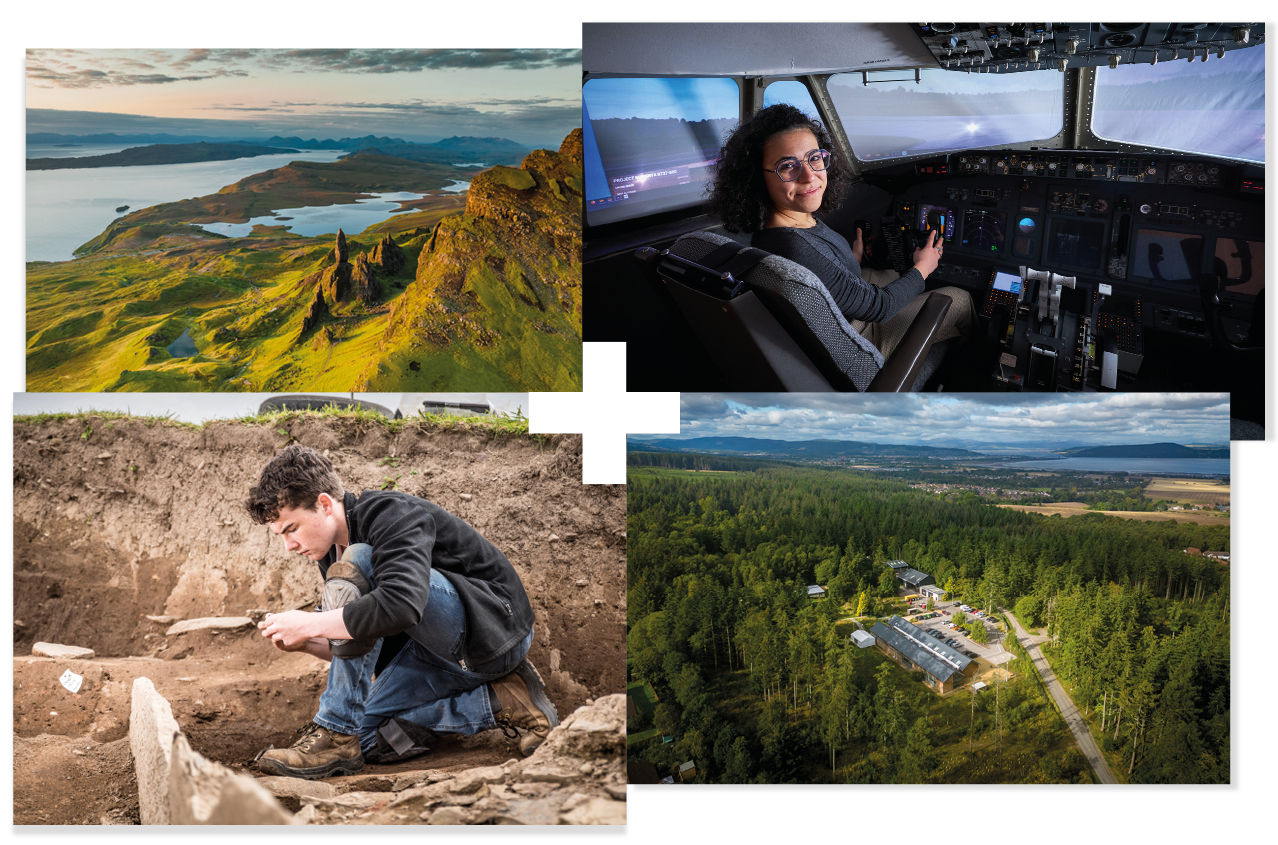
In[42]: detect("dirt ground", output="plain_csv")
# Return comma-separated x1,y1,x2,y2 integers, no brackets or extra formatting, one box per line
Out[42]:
12,415,625,824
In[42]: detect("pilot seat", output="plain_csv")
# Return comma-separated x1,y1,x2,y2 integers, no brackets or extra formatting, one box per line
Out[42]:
636,231,955,391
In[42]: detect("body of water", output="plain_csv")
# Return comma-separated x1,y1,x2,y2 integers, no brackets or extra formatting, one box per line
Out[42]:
442,180,471,193
993,457,1230,476
195,191,426,238
166,328,196,358
26,150,346,262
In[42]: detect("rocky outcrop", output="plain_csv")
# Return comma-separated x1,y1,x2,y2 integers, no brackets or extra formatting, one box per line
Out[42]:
293,695,626,825
351,254,381,303
559,128,582,165
334,228,348,265
296,287,330,340
369,233,406,274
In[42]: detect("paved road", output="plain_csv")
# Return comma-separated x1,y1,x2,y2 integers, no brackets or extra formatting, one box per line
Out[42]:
1002,609,1118,785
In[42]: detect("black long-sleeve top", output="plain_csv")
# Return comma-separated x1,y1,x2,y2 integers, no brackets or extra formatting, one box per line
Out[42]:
320,490,534,666
752,219,924,323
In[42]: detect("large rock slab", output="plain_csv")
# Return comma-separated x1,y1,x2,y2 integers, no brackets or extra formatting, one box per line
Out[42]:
32,642,95,659
168,733,294,824
166,617,253,636
130,677,182,825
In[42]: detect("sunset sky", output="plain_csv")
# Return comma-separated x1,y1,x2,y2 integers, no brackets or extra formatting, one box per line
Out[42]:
26,48,581,146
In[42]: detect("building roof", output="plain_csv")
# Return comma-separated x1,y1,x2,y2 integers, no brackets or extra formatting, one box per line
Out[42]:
851,630,875,647
920,584,947,595
678,760,696,773
807,584,827,597
885,559,909,569
898,568,932,586
870,615,973,682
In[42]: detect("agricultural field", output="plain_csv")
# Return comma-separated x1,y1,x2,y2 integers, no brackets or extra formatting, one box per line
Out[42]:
998,503,1230,525
1145,477,1231,506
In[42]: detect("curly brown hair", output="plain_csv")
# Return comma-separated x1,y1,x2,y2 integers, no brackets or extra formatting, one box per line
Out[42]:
245,444,345,524
706,103,852,234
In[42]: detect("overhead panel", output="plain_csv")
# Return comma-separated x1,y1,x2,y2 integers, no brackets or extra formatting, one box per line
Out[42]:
583,23,938,77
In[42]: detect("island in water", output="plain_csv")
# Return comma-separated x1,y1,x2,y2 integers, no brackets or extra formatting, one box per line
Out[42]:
27,142,300,171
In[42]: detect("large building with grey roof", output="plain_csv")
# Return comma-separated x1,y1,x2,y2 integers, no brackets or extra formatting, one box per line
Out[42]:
870,615,978,693
896,568,935,590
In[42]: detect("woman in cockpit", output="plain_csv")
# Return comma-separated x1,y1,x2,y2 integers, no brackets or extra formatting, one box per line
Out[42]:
707,103,975,357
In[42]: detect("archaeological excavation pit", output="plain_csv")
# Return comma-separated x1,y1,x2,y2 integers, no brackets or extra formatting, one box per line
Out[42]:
13,414,626,824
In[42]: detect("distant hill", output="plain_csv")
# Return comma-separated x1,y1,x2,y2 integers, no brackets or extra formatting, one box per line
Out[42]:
1060,442,1230,459
27,142,297,171
628,436,980,459
262,134,407,150
339,137,533,168
428,136,530,152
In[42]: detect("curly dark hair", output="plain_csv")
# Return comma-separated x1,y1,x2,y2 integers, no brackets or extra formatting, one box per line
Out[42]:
706,103,852,234
245,444,345,524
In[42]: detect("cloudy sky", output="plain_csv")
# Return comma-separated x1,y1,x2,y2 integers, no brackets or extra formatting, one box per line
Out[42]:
26,48,580,147
640,393,1231,452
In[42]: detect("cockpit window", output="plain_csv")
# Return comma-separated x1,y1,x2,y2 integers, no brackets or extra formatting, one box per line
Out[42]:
1092,44,1265,164
583,77,740,226
827,69,1064,162
763,80,820,118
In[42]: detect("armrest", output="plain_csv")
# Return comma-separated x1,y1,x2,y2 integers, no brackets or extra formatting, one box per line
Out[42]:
866,292,952,392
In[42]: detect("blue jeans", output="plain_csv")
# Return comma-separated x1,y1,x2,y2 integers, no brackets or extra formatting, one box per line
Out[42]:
312,544,532,753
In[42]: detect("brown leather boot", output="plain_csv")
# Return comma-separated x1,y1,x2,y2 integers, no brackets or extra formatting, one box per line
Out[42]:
490,659,560,757
257,721,364,779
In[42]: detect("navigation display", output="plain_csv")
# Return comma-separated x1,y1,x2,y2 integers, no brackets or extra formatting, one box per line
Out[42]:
1214,237,1264,296
1130,229,1204,282
1046,218,1106,270
962,209,1007,253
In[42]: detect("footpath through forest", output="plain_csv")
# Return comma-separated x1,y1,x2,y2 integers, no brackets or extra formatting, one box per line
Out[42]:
1003,610,1118,785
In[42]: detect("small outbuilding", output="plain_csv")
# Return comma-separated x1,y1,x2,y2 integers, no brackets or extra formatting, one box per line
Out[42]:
920,584,948,602
851,630,876,649
807,584,827,599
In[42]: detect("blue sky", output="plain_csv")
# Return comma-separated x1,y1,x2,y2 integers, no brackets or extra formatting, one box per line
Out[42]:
641,393,1231,452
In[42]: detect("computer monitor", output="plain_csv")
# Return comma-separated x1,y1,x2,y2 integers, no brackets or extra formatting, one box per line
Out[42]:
1213,237,1264,297
1045,217,1106,271
1130,229,1204,282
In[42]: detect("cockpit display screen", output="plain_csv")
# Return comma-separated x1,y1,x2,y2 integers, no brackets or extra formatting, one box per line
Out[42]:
918,204,956,241
1046,218,1105,271
1214,238,1265,297
1130,229,1204,282
992,271,1022,294
962,209,1007,253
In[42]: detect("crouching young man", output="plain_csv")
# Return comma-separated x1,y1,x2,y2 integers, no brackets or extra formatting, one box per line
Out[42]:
246,444,558,780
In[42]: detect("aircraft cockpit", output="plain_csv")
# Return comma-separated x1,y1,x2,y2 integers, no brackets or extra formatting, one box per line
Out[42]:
582,23,1266,431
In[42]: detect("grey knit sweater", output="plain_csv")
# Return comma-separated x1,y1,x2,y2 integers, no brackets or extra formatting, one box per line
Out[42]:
752,219,924,323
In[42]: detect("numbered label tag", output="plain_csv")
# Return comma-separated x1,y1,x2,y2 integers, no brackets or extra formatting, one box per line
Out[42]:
59,669,83,694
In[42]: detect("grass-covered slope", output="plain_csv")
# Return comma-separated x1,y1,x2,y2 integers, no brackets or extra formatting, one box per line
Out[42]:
26,133,583,393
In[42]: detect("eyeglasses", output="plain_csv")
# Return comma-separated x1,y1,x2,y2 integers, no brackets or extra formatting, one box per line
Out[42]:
763,149,833,182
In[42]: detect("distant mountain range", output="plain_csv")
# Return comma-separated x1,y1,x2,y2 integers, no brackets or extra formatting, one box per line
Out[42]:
627,436,980,459
28,132,533,154
1058,442,1230,459
627,436,1230,461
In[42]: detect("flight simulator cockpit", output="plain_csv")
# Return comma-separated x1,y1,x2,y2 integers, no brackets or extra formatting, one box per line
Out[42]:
582,23,1265,426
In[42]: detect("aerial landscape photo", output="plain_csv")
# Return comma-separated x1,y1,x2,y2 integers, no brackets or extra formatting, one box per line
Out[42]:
25,49,582,392
627,393,1230,785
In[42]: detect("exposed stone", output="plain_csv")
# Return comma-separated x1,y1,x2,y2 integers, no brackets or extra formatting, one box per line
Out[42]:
168,733,294,824
427,805,473,824
130,677,182,825
32,642,95,659
369,233,406,274
256,776,336,813
351,253,382,302
449,765,506,794
561,797,626,825
559,128,583,165
145,615,176,624
297,287,329,340
334,229,348,265
165,617,253,636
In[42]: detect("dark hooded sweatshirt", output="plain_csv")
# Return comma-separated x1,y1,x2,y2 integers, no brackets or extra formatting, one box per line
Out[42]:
319,490,534,667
